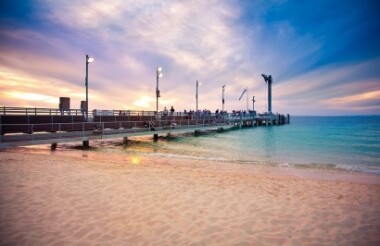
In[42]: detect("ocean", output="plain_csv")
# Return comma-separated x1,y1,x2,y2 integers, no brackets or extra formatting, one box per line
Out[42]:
107,116,380,174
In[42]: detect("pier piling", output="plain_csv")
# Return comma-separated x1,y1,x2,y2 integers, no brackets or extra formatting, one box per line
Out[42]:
50,142,57,150
123,137,128,145
83,140,89,148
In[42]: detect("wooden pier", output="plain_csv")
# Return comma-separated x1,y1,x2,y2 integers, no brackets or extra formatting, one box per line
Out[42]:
0,107,289,148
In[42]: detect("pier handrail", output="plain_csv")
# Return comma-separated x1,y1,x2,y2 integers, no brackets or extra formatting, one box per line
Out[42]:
1,106,284,120
0,106,83,116
0,106,225,118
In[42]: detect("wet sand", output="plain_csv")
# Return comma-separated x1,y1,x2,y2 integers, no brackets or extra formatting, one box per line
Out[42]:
0,149,379,245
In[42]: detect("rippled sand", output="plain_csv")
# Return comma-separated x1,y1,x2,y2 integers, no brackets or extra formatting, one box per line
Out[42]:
0,149,379,245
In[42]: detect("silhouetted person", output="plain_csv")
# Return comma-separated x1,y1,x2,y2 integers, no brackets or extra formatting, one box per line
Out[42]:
163,107,168,116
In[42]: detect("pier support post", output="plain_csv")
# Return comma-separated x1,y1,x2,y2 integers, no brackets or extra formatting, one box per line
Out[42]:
51,142,57,150
83,140,89,148
123,137,128,145
153,134,158,141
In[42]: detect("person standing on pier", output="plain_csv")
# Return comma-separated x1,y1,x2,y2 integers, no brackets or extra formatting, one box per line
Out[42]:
163,107,168,116
170,106,175,116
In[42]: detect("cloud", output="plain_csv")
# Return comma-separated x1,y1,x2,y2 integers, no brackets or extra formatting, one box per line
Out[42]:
41,0,243,74
321,90,380,113
34,0,253,110
0,67,85,107
0,0,379,115
273,59,380,115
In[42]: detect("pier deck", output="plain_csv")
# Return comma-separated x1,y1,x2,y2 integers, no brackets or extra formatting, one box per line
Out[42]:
0,107,289,148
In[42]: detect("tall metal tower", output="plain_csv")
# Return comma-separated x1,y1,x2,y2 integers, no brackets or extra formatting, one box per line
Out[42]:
261,74,273,113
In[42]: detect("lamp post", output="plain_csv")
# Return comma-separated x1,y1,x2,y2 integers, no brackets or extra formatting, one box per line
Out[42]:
222,85,226,112
156,66,163,113
196,80,202,112
85,54,94,121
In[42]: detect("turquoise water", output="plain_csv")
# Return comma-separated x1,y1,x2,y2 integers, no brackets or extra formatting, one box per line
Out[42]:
112,116,380,174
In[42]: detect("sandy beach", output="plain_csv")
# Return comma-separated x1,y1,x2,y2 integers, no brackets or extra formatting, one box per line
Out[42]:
0,148,379,245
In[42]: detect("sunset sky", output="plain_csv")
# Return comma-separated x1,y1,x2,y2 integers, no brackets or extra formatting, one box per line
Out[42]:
0,0,379,115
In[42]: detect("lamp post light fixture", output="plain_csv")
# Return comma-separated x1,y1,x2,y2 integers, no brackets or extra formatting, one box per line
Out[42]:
196,80,202,112
156,66,163,113
222,85,226,112
85,54,94,121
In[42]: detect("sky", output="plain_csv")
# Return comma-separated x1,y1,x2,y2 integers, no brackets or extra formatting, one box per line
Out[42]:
0,0,379,115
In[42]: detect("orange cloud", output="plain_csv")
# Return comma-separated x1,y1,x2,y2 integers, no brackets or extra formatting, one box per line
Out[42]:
328,90,380,104
321,90,380,113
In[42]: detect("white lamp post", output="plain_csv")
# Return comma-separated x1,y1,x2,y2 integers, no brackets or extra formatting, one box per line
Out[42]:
196,80,202,112
222,85,226,112
156,66,163,113
85,54,94,121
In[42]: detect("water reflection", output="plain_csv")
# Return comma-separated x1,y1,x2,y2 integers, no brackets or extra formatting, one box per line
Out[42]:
263,127,277,159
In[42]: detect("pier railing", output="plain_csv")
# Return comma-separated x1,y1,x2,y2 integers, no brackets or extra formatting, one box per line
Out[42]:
0,106,83,116
0,106,160,117
0,106,224,118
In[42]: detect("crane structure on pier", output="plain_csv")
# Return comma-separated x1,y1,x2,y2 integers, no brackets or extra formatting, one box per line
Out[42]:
238,87,249,112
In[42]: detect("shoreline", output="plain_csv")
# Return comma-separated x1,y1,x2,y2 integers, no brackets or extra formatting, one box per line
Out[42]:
1,148,380,245
4,143,380,185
